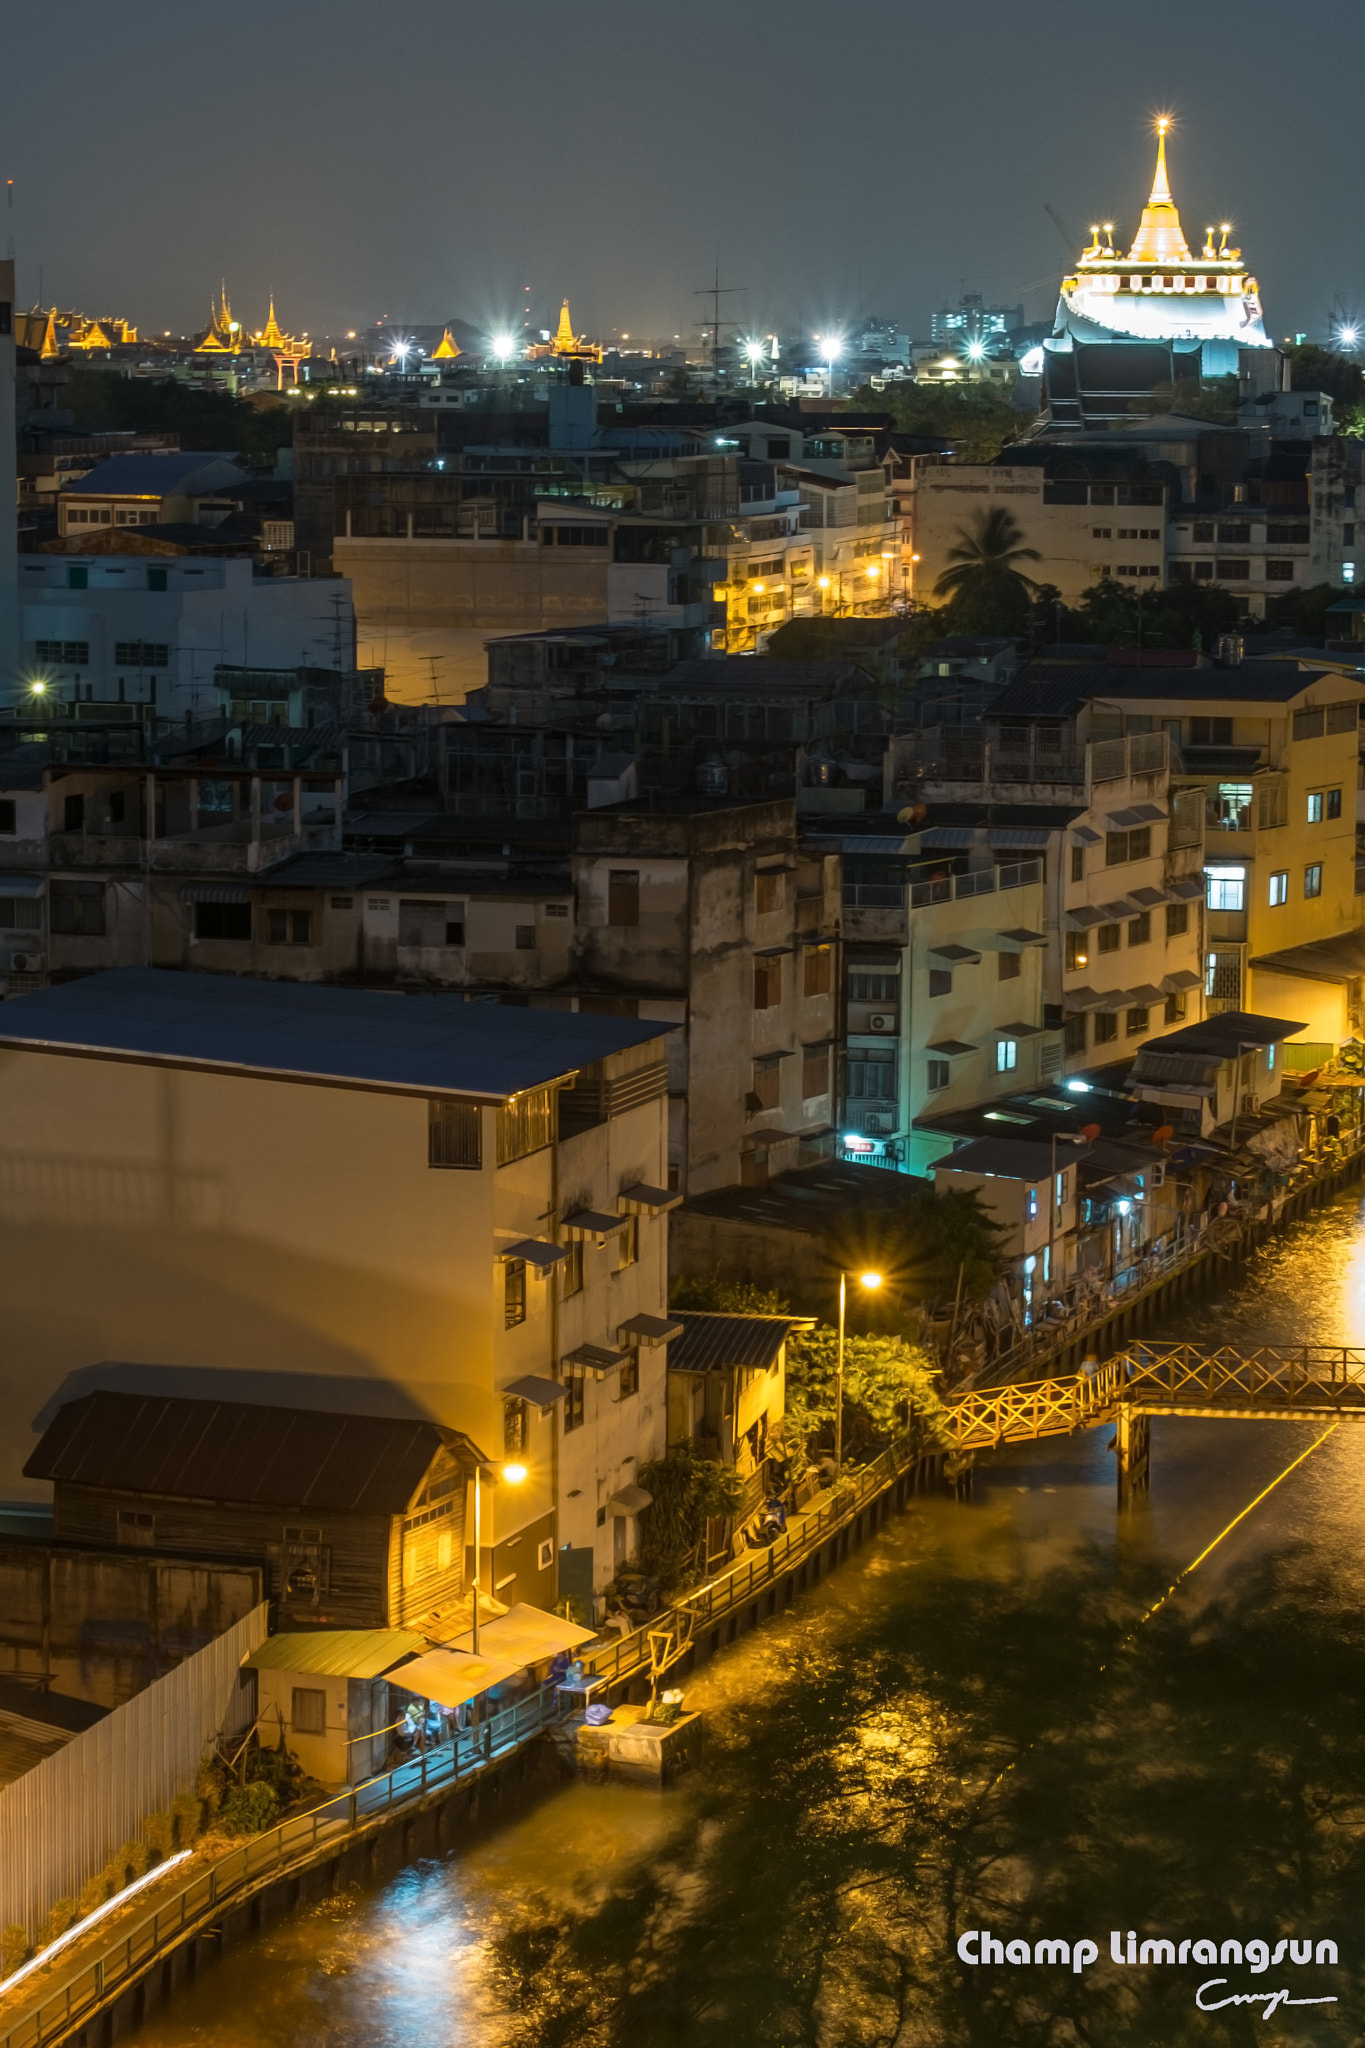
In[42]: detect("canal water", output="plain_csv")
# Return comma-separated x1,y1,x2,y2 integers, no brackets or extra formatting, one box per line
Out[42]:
138,1193,1365,2047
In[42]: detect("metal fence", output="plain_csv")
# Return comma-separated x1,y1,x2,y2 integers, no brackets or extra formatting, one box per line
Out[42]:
0,1603,267,1947
0,1679,560,2048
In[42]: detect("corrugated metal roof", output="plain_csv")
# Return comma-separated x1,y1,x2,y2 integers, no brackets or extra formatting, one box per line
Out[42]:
935,1138,1057,1181
668,1311,812,1374
59,455,248,498
24,1391,473,1513
246,1629,426,1678
0,968,671,1104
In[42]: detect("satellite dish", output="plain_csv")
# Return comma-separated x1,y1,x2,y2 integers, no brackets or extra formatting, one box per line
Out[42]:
896,803,927,825
1080,1123,1102,1143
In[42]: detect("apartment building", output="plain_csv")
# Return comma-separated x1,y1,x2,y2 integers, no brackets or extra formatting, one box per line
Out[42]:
0,971,677,1607
911,460,1169,607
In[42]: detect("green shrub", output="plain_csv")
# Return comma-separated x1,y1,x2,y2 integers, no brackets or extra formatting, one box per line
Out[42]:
40,1898,76,1947
143,1809,174,1860
216,1781,280,1836
77,1871,113,1918
1,1923,29,1975
195,1757,224,1817
636,1444,744,1592
170,1793,202,1850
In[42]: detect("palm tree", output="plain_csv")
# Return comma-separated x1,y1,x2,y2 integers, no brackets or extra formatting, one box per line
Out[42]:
933,505,1041,607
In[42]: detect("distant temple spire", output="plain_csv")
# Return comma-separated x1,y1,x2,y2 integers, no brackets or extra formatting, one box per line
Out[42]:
431,326,461,360
1127,118,1192,266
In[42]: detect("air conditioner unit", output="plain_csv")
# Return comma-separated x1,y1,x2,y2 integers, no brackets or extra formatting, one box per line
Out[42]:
864,1111,896,1133
6,952,43,974
868,1012,898,1033
1240,1091,1257,1114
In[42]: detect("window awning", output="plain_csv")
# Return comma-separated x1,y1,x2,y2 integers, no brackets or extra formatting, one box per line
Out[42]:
562,1343,623,1378
1163,969,1203,993
1127,885,1167,909
500,1238,567,1271
926,1038,976,1056
617,1312,684,1345
0,876,44,898
502,1375,568,1410
562,1209,628,1238
987,827,1052,849
998,927,1046,945
998,1021,1046,1038
607,1483,653,1516
1168,876,1206,900
1126,983,1167,1005
1065,905,1110,929
930,943,980,962
1098,899,1138,921
1072,825,1102,846
619,1182,681,1213
919,826,975,849
1106,804,1166,827
180,883,250,904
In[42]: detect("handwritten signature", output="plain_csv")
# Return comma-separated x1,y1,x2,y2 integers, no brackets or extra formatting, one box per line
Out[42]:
1196,1979,1337,2017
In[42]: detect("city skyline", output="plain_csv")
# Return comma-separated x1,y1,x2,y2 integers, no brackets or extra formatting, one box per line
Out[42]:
3,0,1361,347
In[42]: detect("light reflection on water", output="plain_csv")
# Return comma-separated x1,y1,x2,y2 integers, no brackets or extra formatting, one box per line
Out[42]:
137,1193,1365,2047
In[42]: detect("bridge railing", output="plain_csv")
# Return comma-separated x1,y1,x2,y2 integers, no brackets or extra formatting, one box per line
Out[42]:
1117,1344,1365,1406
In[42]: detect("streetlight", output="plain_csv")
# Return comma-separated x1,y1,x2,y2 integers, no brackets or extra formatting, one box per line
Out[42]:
470,1459,526,1653
836,1269,882,1472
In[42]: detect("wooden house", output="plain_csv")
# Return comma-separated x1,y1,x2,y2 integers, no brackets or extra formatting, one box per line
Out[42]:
24,1392,486,1632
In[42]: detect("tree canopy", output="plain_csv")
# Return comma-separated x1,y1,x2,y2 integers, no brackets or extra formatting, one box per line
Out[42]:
846,379,1027,465
62,369,294,460
1285,344,1365,433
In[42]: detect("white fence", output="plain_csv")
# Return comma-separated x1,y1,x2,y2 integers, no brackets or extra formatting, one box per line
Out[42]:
0,1603,267,1940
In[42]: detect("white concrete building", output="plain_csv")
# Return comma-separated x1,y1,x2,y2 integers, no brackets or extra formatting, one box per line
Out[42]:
16,556,355,720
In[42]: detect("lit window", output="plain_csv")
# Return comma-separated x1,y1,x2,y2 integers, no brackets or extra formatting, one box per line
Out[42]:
1269,870,1288,906
1307,791,1323,823
996,1039,1017,1073
1205,865,1246,911
1304,863,1323,899
1027,1185,1039,1219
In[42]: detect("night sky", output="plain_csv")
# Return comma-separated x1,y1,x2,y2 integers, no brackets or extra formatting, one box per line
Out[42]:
2,0,1357,346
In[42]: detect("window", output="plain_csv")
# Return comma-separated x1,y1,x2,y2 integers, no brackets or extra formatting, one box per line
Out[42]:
1105,827,1151,865
1328,788,1343,820
267,909,312,945
34,639,89,665
1064,1013,1088,1055
515,924,536,950
495,1087,554,1164
1097,923,1121,954
614,1346,641,1397
1304,863,1323,899
848,970,897,1003
1065,932,1089,972
927,1058,950,1090
754,956,782,1007
1164,993,1187,1024
1265,559,1295,581
50,880,106,935
330,895,353,910
928,968,952,997
1126,1006,1149,1036
62,794,84,832
112,641,169,666
996,1039,1017,1073
0,801,13,835
1269,870,1288,906
504,1397,528,1457
607,870,639,926
1069,845,1086,883
616,1215,639,1269
563,1374,585,1432
755,870,782,914
1293,707,1325,741
503,1259,527,1329
194,900,249,941
998,950,1021,981
147,567,168,591
1094,1011,1118,1044
429,1099,481,1169
0,897,42,930
291,1688,326,1735
1026,1185,1038,1221
1215,559,1251,580
109,792,125,825
750,1058,782,1111
116,1509,154,1547
846,1048,897,1101
1165,903,1188,937
1205,865,1245,911
561,1238,583,1298
1308,791,1323,823
1128,911,1151,946
67,567,88,590
1212,782,1252,831
801,1044,830,1099
803,944,832,996
1189,717,1233,747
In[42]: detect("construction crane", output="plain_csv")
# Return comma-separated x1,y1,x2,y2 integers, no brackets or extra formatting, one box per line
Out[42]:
1044,204,1081,258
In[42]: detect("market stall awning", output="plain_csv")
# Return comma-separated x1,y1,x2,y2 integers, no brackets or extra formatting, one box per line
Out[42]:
388,1646,523,1708
448,1602,598,1662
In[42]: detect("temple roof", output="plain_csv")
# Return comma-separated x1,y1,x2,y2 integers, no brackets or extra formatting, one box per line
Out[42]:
1127,121,1192,265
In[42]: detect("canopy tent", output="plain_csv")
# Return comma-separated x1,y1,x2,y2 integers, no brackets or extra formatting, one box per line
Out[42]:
387,1646,524,1709
447,1602,598,1662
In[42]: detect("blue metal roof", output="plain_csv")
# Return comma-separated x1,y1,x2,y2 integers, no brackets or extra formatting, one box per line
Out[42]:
0,969,671,1102
58,455,248,498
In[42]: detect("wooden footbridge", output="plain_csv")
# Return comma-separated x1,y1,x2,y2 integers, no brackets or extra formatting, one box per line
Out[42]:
947,1346,1365,1505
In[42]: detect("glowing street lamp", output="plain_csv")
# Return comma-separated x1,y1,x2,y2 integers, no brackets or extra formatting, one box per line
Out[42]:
470,1458,526,1653
489,330,519,363
813,331,843,397
835,1268,882,1471
742,336,769,376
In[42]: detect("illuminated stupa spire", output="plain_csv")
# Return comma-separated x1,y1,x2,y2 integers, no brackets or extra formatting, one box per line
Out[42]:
1127,118,1192,265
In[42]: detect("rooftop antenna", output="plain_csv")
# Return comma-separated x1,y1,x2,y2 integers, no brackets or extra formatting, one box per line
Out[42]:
694,260,744,392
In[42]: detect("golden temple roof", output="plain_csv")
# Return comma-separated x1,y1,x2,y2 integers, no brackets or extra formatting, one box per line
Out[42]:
431,326,461,360
1126,119,1192,266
